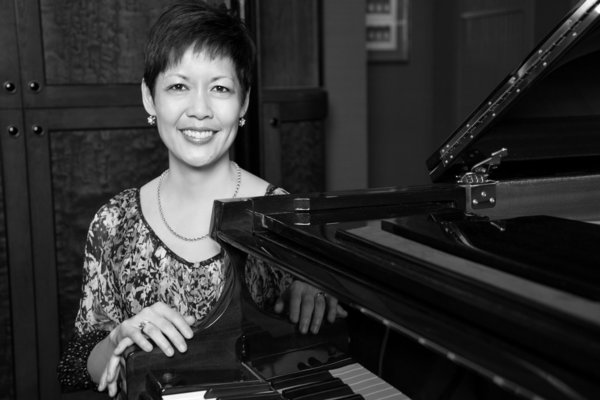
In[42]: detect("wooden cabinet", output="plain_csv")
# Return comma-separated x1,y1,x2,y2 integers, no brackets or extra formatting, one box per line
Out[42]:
0,1,325,399
2,2,167,399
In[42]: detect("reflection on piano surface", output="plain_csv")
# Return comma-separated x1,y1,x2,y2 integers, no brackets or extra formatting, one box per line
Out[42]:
126,1,600,399
126,261,409,400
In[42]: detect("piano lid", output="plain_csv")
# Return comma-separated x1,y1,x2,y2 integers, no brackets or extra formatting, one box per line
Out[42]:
428,0,600,183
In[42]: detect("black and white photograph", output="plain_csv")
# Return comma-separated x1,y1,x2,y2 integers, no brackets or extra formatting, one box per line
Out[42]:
0,1,598,399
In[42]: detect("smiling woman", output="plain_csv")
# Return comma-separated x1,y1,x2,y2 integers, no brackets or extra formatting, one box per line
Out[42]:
56,1,346,397
142,50,248,171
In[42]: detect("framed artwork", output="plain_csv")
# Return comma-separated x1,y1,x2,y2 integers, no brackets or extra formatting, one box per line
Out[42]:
366,0,410,63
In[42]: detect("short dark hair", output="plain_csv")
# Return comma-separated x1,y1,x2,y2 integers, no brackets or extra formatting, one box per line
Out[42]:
143,0,256,98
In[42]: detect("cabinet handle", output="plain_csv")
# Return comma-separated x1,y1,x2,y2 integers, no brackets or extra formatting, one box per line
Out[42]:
32,125,45,136
7,125,20,138
3,81,16,93
28,81,41,92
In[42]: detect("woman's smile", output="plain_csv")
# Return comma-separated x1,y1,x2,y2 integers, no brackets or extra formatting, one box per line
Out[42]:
180,128,217,143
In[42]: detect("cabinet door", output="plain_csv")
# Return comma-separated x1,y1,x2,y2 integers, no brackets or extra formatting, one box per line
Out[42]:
15,0,164,109
9,1,167,399
24,108,168,400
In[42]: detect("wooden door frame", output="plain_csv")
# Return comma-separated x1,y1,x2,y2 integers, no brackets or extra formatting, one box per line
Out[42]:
0,109,38,399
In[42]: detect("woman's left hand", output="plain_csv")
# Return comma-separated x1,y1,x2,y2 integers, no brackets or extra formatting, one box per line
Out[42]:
274,280,347,334
97,348,128,397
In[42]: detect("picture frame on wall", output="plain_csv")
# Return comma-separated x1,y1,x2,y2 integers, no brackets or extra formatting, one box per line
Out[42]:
366,0,410,63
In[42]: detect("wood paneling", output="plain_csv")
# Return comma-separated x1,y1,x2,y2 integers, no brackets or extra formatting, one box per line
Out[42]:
40,0,163,85
0,132,15,400
257,0,320,88
17,0,164,108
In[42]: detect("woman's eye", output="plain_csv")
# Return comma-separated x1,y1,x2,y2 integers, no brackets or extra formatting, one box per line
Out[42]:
212,85,230,93
168,83,186,91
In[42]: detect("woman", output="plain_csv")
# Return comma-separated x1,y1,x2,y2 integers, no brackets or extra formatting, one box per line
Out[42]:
57,1,345,397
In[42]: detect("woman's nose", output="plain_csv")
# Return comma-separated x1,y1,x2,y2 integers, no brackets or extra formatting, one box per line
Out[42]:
187,91,213,119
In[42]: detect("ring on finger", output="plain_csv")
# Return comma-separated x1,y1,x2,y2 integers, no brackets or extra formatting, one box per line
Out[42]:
315,291,326,300
138,320,150,331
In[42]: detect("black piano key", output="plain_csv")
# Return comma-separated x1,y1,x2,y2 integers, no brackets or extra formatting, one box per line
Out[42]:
333,395,364,400
282,377,343,398
291,384,354,400
205,381,273,398
216,393,283,400
270,370,334,390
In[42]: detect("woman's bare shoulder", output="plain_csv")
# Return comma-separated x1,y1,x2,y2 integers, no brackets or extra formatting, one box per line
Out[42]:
239,169,284,197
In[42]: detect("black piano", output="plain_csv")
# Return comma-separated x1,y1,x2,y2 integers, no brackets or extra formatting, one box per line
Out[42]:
125,1,600,399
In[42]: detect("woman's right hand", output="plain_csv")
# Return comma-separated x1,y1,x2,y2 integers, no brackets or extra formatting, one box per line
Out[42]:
97,302,195,396
110,302,195,357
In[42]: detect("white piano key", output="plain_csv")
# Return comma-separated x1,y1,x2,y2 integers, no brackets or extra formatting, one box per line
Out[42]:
330,363,411,400
162,390,207,400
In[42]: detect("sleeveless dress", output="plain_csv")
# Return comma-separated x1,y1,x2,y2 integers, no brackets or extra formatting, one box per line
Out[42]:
57,185,292,391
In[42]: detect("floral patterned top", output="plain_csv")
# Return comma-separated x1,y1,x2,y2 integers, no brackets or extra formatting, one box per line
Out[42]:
57,185,292,391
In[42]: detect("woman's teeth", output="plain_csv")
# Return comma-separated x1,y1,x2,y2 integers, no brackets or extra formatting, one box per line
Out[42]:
182,129,214,140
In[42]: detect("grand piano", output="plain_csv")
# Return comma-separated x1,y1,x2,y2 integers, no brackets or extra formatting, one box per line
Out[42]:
126,1,600,399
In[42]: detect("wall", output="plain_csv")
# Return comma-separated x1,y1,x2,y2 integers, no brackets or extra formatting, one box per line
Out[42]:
365,0,578,189
322,0,369,190
367,0,435,188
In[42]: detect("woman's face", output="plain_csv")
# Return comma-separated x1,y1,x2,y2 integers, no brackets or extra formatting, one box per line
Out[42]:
142,46,249,169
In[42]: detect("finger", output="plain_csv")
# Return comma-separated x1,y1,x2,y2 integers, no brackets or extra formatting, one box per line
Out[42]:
151,304,195,340
288,284,303,324
310,293,327,334
140,320,176,357
298,290,316,334
157,321,189,354
336,304,348,318
105,354,121,383
107,357,121,397
108,377,119,398
326,295,339,323
113,336,135,356
184,315,196,327
273,297,285,314
119,357,127,393
164,312,195,340
129,325,154,353
98,370,107,392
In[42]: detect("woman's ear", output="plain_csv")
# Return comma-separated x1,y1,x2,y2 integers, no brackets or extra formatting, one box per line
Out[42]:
141,80,156,116
240,89,250,118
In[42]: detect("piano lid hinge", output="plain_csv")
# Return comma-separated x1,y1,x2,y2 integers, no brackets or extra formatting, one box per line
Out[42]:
458,148,507,210
465,182,497,210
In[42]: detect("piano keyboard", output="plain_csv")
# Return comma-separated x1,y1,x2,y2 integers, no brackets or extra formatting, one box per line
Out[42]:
272,362,410,400
159,362,409,400
330,363,410,400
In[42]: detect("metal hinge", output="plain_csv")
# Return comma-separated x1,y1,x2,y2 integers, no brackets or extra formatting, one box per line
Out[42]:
458,148,507,210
